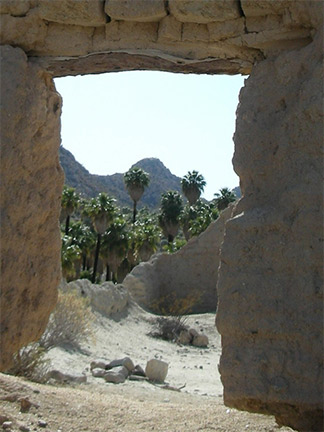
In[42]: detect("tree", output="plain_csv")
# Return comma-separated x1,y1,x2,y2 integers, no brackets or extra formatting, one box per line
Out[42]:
69,221,96,272
214,187,236,211
61,235,81,281
100,218,129,283
124,167,150,223
61,186,80,235
134,217,161,262
158,191,183,244
181,170,206,206
84,193,116,283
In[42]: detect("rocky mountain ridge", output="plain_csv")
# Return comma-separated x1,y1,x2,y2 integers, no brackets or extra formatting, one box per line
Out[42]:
59,146,182,209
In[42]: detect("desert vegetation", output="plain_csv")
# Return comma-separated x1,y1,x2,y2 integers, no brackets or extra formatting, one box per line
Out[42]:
59,169,237,284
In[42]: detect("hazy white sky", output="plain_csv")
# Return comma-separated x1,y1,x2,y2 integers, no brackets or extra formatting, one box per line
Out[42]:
55,71,245,201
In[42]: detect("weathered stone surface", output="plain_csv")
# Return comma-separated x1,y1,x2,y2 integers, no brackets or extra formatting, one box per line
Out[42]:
216,24,324,432
104,366,129,384
0,45,64,371
178,330,192,345
145,359,168,383
105,0,166,22
107,357,135,373
91,368,106,378
66,279,129,317
169,0,241,23
192,333,209,348
0,2,323,430
48,370,87,384
38,0,106,26
90,359,109,370
123,205,234,313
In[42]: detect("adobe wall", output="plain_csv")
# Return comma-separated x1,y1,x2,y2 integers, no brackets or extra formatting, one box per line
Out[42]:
0,1,323,430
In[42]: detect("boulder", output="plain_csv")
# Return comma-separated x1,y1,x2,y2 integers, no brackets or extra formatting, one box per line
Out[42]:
192,333,209,348
107,357,135,372
104,366,129,384
145,359,168,383
91,368,106,378
178,329,192,345
132,364,146,377
90,359,109,370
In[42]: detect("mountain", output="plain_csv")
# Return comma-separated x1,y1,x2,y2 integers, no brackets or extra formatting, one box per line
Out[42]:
59,146,182,209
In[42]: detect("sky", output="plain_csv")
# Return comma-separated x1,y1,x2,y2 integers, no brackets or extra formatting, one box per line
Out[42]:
54,71,245,201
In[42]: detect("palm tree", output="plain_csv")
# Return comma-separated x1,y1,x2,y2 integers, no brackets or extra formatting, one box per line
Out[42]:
61,235,81,281
69,221,96,272
84,193,116,283
124,167,150,223
100,218,129,282
181,170,206,206
158,191,183,244
214,187,236,211
134,217,161,262
61,186,80,234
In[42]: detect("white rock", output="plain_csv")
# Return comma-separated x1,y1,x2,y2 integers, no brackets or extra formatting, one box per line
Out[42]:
104,366,129,384
145,359,168,383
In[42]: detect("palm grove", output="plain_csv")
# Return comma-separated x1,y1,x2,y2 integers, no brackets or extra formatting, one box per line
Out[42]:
60,167,236,283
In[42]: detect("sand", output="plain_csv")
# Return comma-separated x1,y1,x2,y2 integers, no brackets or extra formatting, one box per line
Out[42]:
0,301,294,432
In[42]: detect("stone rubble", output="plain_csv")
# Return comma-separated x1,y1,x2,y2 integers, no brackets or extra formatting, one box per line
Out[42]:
90,356,169,386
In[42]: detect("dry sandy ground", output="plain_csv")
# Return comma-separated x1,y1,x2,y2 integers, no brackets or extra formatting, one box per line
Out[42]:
0,302,294,432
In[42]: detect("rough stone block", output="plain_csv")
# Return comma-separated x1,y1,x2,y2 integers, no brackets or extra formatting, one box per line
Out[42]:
169,0,241,23
192,333,209,348
207,18,244,41
0,0,31,16
37,0,106,26
145,359,168,383
107,357,135,372
158,16,182,42
105,0,166,22
182,23,209,42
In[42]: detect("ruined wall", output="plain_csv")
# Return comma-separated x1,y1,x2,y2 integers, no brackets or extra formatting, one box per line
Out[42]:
124,205,233,313
0,46,64,370
0,0,315,77
216,22,324,432
0,1,323,430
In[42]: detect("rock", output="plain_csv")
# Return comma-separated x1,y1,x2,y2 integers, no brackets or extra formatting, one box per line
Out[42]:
91,368,106,378
105,0,167,23
188,328,199,338
90,359,109,370
128,375,149,382
104,366,129,384
2,422,12,430
168,0,241,23
132,364,146,377
178,330,192,345
0,417,9,426
192,334,209,348
145,359,168,383
106,357,135,372
37,420,47,428
67,280,129,317
19,398,32,413
19,426,30,432
47,370,87,384
0,45,64,371
123,205,234,314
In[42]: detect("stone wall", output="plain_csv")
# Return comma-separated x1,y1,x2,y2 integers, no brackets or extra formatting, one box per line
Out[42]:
0,1,323,430
0,0,316,77
216,22,324,432
0,46,64,370
123,205,233,313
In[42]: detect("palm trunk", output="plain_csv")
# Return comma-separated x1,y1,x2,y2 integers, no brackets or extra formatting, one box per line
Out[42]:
92,233,101,283
65,215,70,235
168,234,174,244
82,254,87,271
132,200,137,224
106,264,110,281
